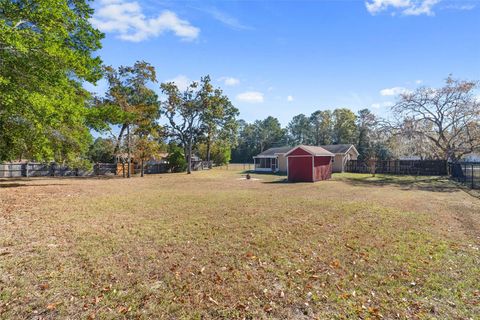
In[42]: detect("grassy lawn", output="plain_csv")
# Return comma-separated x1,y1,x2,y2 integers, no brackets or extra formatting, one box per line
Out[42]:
1,171,479,319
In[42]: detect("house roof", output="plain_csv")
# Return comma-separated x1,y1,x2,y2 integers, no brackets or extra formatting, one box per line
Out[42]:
321,144,358,155
285,145,334,157
255,146,293,157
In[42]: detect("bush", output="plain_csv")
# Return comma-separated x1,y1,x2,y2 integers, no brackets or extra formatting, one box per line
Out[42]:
167,145,187,172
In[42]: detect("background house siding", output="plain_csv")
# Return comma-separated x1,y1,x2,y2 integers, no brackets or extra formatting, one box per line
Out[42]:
278,155,288,173
332,154,344,172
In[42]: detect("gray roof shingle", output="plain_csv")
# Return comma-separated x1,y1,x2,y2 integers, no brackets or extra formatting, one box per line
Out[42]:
320,144,354,154
286,145,334,157
257,146,293,157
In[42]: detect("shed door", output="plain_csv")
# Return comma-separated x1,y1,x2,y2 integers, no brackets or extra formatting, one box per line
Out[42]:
288,156,313,182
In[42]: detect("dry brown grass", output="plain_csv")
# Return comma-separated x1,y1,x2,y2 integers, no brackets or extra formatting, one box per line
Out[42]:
1,171,479,319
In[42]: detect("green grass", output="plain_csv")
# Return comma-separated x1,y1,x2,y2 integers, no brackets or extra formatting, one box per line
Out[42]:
1,170,479,319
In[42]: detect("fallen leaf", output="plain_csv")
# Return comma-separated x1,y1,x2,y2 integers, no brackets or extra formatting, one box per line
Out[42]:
46,303,56,310
39,283,49,290
208,296,219,305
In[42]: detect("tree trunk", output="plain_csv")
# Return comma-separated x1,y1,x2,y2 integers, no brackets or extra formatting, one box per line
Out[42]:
127,124,131,178
141,158,144,177
187,136,192,174
114,123,127,157
206,134,212,168
206,137,211,163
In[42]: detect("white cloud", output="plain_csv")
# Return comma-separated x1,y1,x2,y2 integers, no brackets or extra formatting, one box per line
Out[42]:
236,91,264,103
365,0,439,16
219,77,240,86
415,79,423,84
287,95,294,102
166,75,192,91
371,101,394,109
443,4,476,11
204,7,252,30
91,0,200,42
380,86,410,96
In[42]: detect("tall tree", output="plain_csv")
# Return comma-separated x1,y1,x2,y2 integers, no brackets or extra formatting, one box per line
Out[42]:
332,108,357,144
133,126,163,177
230,120,258,163
254,116,287,152
161,76,238,173
392,76,480,161
161,77,206,174
356,109,377,161
99,61,159,177
0,0,103,162
288,114,312,145
310,110,333,145
199,77,239,165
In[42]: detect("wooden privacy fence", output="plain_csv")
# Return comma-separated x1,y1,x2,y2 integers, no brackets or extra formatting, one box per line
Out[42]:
345,160,448,176
0,162,117,178
0,161,211,178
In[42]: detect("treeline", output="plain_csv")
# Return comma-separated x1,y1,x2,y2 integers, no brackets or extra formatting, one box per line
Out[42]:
2,1,479,173
231,108,389,163
0,2,238,176
232,75,480,164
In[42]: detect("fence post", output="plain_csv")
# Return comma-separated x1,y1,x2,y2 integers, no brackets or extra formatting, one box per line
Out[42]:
50,163,55,177
472,164,474,189
25,162,29,178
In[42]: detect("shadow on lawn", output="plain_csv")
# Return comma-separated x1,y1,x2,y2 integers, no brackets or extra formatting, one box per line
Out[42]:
0,183,68,188
262,178,290,184
0,175,121,188
338,175,458,193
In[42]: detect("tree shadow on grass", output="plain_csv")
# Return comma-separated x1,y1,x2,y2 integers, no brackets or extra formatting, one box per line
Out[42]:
262,178,290,184
0,183,69,188
0,175,122,188
336,175,458,193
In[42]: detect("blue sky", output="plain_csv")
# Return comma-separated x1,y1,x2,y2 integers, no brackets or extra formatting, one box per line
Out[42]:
87,0,480,126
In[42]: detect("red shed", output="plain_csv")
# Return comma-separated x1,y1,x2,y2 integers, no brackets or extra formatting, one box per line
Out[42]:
285,145,334,182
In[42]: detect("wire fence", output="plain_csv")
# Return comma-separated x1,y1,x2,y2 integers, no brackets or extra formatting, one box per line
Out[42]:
215,163,253,171
449,162,480,189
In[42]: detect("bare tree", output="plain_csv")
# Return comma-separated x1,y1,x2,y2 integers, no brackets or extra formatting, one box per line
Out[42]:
392,76,480,162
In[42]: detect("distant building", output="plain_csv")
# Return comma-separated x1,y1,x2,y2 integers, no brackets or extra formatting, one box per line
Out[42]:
461,153,480,162
320,144,359,173
253,146,292,173
285,145,334,182
253,144,358,173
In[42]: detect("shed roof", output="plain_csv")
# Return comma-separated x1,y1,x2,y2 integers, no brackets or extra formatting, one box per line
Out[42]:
256,146,293,157
285,145,334,157
321,144,358,155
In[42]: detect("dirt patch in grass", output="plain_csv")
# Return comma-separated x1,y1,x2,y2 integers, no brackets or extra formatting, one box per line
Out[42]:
1,171,479,319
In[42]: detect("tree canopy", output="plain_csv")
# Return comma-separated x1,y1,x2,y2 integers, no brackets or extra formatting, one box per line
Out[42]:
0,0,103,163
392,76,480,161
160,75,238,173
